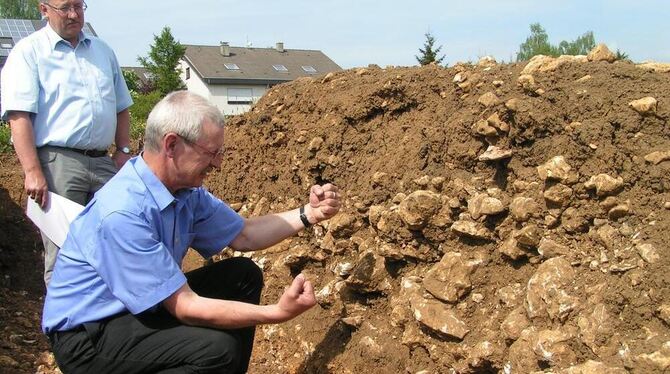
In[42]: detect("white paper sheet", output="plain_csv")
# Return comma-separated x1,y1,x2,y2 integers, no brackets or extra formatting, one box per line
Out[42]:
26,192,84,247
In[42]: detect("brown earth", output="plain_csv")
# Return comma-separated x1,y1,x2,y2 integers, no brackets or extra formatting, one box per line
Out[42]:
1,55,670,373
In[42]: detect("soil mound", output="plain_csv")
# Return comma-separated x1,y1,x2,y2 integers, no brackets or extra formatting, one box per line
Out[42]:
1,56,670,373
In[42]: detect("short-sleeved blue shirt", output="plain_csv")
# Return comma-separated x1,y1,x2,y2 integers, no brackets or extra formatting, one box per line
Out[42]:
0,24,133,149
42,156,245,334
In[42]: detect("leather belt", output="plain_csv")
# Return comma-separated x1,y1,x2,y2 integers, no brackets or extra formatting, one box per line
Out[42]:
43,145,108,158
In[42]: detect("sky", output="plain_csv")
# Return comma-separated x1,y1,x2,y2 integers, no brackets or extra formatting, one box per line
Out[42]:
84,0,669,69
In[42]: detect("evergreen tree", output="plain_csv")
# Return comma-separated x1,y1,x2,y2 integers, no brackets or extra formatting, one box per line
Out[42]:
415,32,445,66
0,0,41,19
137,27,186,96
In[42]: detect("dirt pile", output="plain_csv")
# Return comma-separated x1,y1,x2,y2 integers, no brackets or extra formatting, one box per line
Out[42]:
216,55,670,373
1,53,670,373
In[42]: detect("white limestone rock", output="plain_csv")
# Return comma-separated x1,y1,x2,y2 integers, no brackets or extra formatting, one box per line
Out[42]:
537,156,572,182
410,298,469,340
584,174,624,197
423,252,477,303
525,257,579,321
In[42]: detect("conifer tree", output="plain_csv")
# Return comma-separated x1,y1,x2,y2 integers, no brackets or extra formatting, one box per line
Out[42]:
416,32,445,66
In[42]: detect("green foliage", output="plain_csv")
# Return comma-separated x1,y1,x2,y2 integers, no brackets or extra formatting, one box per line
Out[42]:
516,23,558,61
128,90,162,142
557,31,595,55
517,23,600,61
137,27,186,96
0,0,41,19
615,49,630,61
416,32,445,66
0,121,13,153
122,70,140,93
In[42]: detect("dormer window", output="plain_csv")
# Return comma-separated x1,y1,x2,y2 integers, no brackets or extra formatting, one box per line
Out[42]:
301,66,317,73
0,37,13,49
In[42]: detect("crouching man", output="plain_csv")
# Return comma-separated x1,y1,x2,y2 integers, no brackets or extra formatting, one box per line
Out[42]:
42,91,341,373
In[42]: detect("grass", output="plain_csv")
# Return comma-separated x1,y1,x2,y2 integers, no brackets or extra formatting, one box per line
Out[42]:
0,121,12,153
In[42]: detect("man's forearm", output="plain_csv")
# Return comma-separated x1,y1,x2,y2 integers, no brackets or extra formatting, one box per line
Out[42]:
9,112,41,175
115,108,131,148
230,208,307,252
165,284,290,329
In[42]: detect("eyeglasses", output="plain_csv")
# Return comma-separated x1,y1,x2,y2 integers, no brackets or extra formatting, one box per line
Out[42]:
43,1,87,15
179,135,224,161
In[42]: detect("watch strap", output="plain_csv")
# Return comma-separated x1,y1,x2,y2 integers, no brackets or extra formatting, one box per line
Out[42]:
299,205,312,228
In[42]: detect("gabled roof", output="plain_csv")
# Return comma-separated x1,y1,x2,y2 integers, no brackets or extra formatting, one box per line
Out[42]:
183,44,342,85
121,66,153,85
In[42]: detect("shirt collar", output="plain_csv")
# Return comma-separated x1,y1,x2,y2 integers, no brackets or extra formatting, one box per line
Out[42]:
44,22,90,50
133,155,176,211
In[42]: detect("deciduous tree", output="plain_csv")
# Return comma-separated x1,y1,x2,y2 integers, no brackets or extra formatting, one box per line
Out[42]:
0,0,40,19
137,26,186,96
516,23,557,61
517,23,601,61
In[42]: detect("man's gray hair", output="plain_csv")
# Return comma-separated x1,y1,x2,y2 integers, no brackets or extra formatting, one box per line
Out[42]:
144,90,225,152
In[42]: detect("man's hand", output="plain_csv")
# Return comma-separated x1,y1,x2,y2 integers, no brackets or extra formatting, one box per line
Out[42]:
25,167,49,208
112,151,132,169
306,184,341,224
274,274,317,322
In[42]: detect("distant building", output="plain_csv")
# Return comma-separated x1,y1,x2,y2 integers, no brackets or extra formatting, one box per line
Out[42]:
0,18,98,115
120,66,153,92
179,42,341,115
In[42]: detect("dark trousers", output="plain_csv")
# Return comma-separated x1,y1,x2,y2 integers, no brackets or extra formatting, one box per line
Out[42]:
49,258,264,374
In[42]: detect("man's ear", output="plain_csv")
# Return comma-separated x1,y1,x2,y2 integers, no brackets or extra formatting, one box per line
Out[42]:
39,3,48,19
164,133,180,158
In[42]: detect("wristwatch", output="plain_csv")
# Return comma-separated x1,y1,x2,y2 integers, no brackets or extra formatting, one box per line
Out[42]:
299,205,312,228
119,146,131,155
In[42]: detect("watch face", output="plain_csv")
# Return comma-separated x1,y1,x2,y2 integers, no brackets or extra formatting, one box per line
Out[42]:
121,147,131,154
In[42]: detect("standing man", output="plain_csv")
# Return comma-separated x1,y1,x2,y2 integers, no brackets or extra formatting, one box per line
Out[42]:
0,0,133,284
43,91,342,373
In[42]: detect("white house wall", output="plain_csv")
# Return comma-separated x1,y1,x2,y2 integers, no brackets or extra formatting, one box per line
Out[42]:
180,60,268,116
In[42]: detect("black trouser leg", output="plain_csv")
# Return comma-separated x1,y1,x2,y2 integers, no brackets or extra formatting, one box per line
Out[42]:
50,258,264,374
186,257,264,373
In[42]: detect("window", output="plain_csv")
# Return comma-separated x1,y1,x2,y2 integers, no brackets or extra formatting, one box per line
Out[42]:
227,88,253,104
224,63,240,70
272,64,288,72
185,67,190,80
301,65,317,74
0,37,13,49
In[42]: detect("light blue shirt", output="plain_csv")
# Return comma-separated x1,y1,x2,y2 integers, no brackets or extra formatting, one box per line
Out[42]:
0,24,133,150
42,156,245,334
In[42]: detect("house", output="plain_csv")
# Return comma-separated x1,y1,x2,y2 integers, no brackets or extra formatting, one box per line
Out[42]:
0,18,98,114
120,66,153,92
179,42,342,115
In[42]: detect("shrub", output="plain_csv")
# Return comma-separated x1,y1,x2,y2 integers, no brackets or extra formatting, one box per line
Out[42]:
0,121,12,153
128,90,163,144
